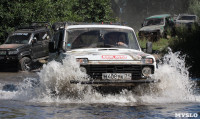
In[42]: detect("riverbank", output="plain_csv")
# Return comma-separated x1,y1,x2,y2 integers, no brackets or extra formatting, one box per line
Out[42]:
138,24,200,78
138,38,172,52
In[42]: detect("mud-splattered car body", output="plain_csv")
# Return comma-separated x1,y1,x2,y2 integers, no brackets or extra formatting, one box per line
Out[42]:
139,14,174,41
49,23,158,87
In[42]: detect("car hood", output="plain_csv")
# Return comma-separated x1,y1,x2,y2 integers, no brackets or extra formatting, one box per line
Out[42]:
65,48,154,64
0,44,26,50
139,25,163,32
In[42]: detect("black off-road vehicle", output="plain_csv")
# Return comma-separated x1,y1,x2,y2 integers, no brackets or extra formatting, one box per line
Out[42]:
0,22,52,71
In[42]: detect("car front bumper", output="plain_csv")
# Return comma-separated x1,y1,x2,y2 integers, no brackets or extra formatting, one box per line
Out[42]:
70,78,160,87
0,55,19,69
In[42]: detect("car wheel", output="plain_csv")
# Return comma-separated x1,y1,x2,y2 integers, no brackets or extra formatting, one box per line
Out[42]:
20,57,32,71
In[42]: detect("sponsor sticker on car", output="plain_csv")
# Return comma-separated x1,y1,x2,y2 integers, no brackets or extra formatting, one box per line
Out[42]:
102,55,127,60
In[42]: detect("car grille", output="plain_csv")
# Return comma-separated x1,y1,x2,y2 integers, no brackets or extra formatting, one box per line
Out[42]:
83,64,142,80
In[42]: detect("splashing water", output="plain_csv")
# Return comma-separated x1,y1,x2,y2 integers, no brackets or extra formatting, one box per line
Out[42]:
0,50,200,104
141,50,200,103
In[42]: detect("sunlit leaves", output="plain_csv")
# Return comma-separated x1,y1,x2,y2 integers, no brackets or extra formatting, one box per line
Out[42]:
0,0,116,43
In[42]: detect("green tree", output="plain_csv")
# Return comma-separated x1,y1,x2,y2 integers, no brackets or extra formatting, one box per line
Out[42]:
0,0,116,44
188,0,200,18
69,0,116,22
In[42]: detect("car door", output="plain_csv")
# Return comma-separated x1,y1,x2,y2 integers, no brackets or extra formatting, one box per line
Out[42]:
31,33,44,59
39,31,51,57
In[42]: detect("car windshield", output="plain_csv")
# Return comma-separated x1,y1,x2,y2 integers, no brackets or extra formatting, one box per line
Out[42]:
66,28,140,50
5,33,31,44
144,18,164,26
177,15,196,20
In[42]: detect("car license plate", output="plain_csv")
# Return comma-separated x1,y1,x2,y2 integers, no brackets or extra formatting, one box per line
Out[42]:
102,73,132,80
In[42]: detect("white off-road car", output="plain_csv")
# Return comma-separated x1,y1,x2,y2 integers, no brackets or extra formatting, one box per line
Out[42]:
49,23,158,87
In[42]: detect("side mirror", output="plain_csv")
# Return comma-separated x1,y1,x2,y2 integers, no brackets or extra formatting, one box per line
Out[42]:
49,41,56,53
141,23,144,27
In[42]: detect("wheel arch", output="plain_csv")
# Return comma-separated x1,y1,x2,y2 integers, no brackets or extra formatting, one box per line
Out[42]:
18,51,32,60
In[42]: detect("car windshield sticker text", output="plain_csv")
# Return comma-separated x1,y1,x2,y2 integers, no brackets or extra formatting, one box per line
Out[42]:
13,33,28,36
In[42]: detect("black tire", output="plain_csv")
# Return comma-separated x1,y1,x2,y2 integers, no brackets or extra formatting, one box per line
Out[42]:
19,57,32,71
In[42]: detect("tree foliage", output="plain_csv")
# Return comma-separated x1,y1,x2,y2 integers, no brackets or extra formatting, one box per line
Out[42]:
169,24,200,78
72,0,116,22
188,0,200,18
0,0,116,43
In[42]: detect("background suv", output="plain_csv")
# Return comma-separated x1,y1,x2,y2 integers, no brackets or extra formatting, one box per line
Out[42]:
0,22,52,71
175,14,198,29
139,14,175,41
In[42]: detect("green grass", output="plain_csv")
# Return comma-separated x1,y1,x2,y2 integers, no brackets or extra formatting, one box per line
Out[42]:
138,38,172,51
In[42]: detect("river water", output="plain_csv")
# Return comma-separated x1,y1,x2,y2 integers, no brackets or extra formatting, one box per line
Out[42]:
0,51,200,118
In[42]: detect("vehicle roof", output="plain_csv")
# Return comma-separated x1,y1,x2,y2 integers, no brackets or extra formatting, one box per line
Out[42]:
66,24,134,31
146,14,171,19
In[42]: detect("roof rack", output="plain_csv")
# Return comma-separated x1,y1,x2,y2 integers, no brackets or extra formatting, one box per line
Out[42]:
16,22,51,31
52,22,128,31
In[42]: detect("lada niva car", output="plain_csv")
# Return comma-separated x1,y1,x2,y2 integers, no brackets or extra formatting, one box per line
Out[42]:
49,22,158,87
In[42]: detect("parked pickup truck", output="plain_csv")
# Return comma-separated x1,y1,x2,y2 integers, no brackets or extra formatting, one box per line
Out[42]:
49,22,158,88
0,22,52,71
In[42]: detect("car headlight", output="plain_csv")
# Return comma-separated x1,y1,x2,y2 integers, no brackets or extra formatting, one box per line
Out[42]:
8,50,18,55
142,58,154,64
0,51,7,55
142,66,152,77
76,58,88,64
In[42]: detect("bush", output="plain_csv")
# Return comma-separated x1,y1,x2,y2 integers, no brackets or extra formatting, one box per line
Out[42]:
188,0,200,18
169,24,200,77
